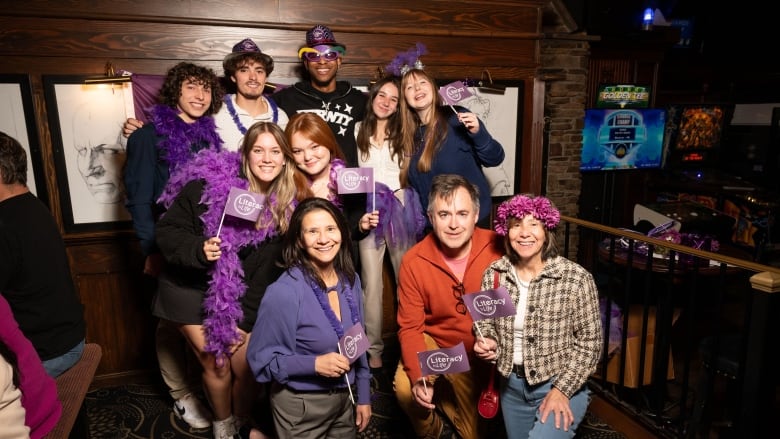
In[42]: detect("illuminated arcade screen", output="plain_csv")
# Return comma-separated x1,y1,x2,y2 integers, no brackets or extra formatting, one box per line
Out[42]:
580,108,666,171
665,105,726,166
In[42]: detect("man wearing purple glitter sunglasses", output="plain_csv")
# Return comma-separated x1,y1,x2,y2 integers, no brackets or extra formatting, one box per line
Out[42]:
272,25,367,167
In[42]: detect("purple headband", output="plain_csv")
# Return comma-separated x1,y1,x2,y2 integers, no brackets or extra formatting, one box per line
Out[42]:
493,194,560,235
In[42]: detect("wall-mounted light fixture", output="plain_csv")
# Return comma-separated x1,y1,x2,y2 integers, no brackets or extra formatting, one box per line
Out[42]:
477,70,505,95
84,61,131,85
368,67,385,87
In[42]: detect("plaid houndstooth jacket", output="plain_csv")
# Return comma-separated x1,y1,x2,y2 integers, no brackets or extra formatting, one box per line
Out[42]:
474,255,602,398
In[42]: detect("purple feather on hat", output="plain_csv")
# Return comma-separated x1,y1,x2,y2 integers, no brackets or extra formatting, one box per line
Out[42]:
386,43,427,77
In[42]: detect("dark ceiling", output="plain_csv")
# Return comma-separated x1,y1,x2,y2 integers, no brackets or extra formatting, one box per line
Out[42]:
559,0,777,100
564,0,770,66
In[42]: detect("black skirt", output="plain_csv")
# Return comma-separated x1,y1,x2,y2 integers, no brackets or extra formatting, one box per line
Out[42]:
151,271,205,324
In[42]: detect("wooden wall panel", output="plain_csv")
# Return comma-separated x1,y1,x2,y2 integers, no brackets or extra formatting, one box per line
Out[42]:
277,0,542,35
66,237,155,377
1,0,542,35
0,17,538,76
0,0,282,23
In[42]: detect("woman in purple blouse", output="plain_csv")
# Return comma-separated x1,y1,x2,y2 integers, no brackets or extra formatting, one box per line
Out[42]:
247,197,371,438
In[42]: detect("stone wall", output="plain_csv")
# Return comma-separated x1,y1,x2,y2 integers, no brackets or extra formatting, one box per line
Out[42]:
538,29,591,258
541,38,589,218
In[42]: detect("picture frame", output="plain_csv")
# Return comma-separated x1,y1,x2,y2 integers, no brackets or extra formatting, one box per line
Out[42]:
0,74,49,205
455,81,524,197
43,75,134,233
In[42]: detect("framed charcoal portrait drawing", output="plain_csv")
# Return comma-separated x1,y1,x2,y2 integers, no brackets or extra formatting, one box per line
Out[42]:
0,74,49,206
43,75,134,233
454,81,523,198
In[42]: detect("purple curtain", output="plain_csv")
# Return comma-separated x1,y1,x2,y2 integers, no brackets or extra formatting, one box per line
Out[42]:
130,74,165,123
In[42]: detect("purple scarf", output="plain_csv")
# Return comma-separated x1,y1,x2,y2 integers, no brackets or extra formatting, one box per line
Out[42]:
159,149,279,365
150,104,223,170
306,158,346,208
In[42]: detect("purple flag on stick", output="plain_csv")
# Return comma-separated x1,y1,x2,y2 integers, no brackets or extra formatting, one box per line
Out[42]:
438,80,474,106
417,342,471,376
463,286,516,321
224,187,265,222
338,322,370,364
337,167,374,194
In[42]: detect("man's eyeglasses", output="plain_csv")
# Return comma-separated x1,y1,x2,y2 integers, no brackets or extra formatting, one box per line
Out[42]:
301,50,340,62
452,283,467,315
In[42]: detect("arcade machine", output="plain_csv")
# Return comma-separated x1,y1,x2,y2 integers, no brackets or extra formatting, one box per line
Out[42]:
648,104,779,262
578,84,667,228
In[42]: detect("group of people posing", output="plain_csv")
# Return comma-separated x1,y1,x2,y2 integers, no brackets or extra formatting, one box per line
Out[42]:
0,23,602,439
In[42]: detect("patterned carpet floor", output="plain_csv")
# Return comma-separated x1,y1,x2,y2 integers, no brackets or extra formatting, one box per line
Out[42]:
85,381,626,438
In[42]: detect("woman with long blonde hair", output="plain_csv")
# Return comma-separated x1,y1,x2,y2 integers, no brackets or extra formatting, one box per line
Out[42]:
154,122,310,439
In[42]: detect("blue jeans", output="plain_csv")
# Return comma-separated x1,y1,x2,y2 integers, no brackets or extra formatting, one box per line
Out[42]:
43,339,85,378
501,372,590,439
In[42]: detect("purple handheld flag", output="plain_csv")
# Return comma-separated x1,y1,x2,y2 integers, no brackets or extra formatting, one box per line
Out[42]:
224,187,265,222
648,220,677,238
337,167,374,194
438,80,474,106
417,342,471,376
463,286,516,321
338,322,370,364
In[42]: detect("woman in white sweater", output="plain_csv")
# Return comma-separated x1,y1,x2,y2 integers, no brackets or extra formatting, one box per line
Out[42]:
0,340,29,439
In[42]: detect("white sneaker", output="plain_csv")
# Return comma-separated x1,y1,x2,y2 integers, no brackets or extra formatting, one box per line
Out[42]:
212,415,237,439
173,393,212,429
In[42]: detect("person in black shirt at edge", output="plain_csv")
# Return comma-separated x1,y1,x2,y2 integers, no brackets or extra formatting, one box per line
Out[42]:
0,131,86,378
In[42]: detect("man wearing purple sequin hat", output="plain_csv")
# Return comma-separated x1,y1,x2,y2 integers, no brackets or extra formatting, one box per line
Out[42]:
272,24,366,166
216,38,289,150
124,38,288,151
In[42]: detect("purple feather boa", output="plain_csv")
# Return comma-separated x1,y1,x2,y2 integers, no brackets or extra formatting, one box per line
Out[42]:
369,183,425,248
308,274,359,339
328,157,345,208
150,105,223,171
307,157,345,208
159,148,279,365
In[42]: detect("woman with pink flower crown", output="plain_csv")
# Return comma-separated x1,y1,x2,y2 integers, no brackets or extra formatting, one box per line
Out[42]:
473,194,602,439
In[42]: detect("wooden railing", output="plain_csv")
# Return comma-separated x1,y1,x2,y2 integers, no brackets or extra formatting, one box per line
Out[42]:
559,215,780,438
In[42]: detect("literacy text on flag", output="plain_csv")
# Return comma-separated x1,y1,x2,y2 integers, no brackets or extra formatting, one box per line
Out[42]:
463,286,516,321
417,342,471,376
224,187,264,222
338,322,370,364
438,80,474,106
337,167,374,194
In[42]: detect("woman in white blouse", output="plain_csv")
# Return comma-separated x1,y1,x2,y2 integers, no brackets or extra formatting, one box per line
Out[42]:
354,77,424,379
